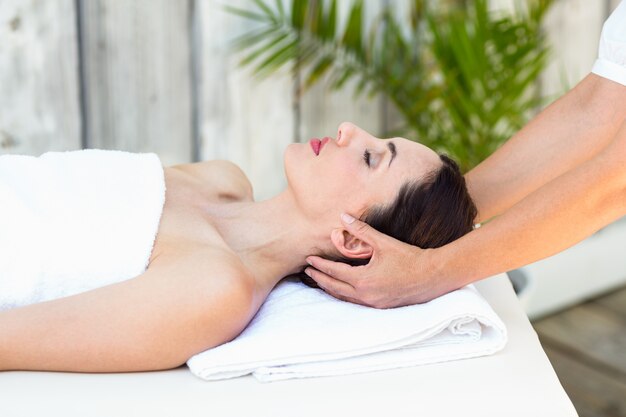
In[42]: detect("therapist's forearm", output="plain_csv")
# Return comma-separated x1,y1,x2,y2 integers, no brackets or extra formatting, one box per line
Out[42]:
435,123,626,288
466,74,626,223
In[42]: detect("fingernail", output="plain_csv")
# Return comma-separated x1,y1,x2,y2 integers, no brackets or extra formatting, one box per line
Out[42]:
304,268,312,276
341,213,355,224
306,257,313,266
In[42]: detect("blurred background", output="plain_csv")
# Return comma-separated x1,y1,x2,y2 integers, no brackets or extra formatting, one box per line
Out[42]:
1,0,619,198
0,0,624,414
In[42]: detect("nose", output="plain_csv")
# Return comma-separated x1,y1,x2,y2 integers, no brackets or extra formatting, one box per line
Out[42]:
336,122,378,148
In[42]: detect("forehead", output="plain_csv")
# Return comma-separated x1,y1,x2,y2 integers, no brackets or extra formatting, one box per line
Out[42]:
391,137,441,182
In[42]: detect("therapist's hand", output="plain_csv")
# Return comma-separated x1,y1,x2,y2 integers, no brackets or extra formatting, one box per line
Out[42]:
304,213,452,308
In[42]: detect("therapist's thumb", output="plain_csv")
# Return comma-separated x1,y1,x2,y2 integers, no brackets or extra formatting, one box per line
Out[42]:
340,213,387,247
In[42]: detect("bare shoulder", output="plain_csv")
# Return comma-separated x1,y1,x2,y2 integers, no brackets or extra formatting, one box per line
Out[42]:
172,160,253,201
147,244,258,341
150,243,255,300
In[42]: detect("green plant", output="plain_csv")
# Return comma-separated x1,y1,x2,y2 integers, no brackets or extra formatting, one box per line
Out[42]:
228,0,554,172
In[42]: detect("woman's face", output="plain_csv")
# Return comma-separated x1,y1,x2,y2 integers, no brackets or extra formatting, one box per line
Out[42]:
284,122,442,226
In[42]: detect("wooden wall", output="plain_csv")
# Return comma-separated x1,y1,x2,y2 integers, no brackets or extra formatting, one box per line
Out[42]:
0,0,81,155
78,0,193,167
0,0,620,200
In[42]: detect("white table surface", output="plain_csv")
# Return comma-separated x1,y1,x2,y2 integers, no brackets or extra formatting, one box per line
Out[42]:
0,273,578,417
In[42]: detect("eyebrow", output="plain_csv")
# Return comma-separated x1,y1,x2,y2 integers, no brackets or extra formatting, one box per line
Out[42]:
387,141,396,168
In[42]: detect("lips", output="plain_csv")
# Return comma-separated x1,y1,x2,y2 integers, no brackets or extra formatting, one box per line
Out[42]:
310,139,321,155
310,137,331,156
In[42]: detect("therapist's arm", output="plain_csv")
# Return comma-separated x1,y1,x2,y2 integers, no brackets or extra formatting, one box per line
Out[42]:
467,73,626,223
432,120,626,291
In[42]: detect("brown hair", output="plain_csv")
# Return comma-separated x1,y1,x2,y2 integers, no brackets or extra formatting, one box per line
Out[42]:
300,154,477,286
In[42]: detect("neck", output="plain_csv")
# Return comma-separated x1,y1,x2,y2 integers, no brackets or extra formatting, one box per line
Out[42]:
204,191,331,293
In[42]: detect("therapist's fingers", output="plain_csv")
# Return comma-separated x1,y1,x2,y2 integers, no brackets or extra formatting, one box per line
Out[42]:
305,255,362,286
339,213,393,250
322,287,369,307
304,267,356,299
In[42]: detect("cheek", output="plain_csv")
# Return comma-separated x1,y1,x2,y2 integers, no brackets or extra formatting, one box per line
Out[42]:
316,161,370,212
286,147,371,216
319,158,360,192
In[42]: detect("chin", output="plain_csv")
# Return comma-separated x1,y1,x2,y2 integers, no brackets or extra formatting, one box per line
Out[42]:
283,143,316,207
283,143,306,187
283,144,295,182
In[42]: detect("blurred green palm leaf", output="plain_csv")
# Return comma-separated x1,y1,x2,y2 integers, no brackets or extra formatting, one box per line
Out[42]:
228,0,554,172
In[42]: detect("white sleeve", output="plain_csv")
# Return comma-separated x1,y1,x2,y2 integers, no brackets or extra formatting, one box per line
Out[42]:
591,0,626,86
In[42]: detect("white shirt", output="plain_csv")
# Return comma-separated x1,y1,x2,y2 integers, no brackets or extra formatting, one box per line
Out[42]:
592,0,626,86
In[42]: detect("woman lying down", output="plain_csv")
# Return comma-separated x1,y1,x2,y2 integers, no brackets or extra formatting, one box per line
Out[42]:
0,122,476,373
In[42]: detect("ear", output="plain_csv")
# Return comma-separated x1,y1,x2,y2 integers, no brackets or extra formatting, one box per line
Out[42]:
330,228,373,259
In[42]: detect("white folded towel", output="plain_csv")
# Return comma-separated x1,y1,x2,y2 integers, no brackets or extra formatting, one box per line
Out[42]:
0,149,165,310
187,278,508,382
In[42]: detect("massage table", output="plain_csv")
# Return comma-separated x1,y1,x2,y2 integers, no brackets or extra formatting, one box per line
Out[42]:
0,273,577,417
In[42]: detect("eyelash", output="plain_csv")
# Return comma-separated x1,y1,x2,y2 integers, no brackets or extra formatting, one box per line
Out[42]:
363,149,371,166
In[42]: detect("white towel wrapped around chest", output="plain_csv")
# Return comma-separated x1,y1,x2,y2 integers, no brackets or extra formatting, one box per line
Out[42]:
0,149,166,310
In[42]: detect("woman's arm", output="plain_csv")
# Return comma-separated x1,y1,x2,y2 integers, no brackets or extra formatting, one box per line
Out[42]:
0,248,254,372
466,74,626,222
